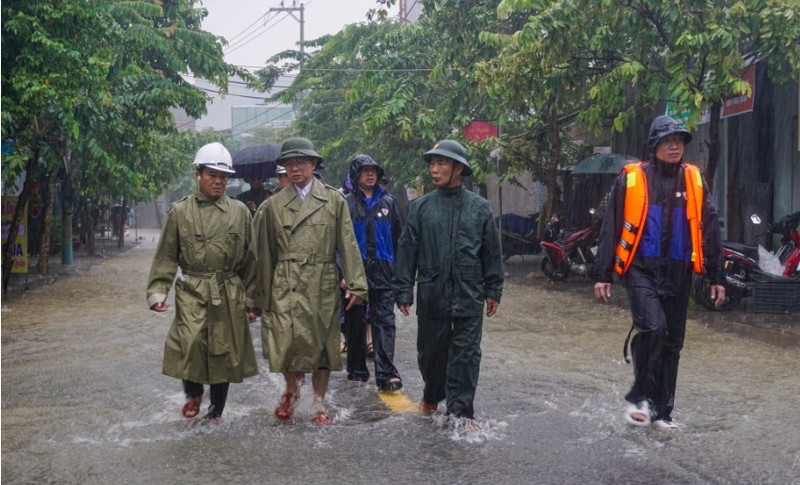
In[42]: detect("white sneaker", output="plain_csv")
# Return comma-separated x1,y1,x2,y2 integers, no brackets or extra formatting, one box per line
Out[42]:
624,400,651,426
652,418,680,431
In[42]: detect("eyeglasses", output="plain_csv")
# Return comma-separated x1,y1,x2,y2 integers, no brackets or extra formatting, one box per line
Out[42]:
282,159,314,169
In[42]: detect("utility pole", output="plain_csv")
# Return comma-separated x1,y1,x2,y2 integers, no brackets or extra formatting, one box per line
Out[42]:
270,1,305,59
399,0,407,21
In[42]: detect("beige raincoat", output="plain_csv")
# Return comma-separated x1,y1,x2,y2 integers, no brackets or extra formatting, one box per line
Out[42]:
147,190,258,384
250,178,368,372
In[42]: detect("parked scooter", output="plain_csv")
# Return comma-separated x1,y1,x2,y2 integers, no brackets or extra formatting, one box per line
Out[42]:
693,211,800,311
540,209,599,281
496,213,541,261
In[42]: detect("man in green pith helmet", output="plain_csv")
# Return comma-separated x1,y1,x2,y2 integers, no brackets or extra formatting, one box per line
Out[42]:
250,137,368,425
393,139,504,422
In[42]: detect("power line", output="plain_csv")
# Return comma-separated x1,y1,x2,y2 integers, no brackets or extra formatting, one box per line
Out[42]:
225,11,272,45
225,10,289,54
224,0,284,49
228,103,296,133
229,65,438,73
197,86,292,100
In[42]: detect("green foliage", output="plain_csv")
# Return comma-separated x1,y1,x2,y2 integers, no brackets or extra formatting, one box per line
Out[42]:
1,0,244,204
257,0,523,187
486,0,800,135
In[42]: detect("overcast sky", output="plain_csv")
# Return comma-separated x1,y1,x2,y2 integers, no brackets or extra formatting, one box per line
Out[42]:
200,0,394,70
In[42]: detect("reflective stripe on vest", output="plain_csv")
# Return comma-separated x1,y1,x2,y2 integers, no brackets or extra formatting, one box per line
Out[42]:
613,162,705,275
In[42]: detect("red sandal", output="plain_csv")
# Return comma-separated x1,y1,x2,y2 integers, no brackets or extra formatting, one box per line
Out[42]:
181,396,202,419
311,410,332,425
274,390,299,421
418,400,438,415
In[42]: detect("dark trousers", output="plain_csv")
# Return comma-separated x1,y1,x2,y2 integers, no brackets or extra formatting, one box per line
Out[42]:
625,282,689,420
344,288,400,386
417,314,483,419
183,380,230,418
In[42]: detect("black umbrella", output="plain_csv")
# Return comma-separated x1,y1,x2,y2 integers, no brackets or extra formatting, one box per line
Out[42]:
571,153,637,174
232,144,281,180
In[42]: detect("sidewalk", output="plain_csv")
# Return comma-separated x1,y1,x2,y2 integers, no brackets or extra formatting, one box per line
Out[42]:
502,254,800,346
2,228,161,301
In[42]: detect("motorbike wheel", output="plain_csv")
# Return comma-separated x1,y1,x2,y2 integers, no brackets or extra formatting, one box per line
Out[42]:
541,256,568,281
692,274,742,311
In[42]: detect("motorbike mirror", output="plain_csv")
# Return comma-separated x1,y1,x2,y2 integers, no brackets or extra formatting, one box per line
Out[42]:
750,214,762,225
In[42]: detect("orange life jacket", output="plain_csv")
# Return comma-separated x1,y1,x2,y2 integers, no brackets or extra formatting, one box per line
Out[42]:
614,162,705,275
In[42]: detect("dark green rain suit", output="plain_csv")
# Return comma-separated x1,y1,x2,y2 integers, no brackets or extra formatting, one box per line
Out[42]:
393,185,503,418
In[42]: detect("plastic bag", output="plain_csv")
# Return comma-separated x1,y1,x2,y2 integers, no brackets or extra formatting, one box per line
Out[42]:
758,245,784,276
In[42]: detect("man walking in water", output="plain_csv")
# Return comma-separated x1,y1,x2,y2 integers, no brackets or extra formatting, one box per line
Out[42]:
147,142,258,423
250,137,368,425
594,115,725,431
393,139,504,422
343,154,404,392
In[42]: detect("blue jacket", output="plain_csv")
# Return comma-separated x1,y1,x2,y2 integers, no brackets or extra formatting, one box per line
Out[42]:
595,158,725,295
346,185,404,290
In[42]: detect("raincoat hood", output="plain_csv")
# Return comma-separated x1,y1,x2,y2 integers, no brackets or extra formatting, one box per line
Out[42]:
647,116,693,154
349,154,385,186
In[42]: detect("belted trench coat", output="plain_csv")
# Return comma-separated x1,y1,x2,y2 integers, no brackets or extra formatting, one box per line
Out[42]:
250,179,368,372
146,190,258,384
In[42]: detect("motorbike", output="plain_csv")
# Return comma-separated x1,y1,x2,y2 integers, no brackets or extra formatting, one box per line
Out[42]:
496,213,541,261
540,209,599,281
693,211,800,311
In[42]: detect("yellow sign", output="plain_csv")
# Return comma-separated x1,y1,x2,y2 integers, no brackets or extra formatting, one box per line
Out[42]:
2,196,29,273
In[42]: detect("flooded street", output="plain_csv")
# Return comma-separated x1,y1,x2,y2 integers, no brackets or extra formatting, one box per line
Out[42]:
2,232,799,484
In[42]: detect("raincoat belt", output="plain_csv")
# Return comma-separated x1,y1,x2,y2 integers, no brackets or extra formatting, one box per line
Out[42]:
276,252,334,265
183,269,237,306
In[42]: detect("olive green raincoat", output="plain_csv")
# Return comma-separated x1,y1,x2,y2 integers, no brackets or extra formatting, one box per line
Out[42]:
147,190,258,384
250,178,368,372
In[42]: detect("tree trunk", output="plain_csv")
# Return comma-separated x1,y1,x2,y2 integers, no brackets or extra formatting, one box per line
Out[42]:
61,206,75,265
37,171,57,275
1,149,38,293
61,188,74,265
86,197,96,257
117,201,127,248
544,112,564,218
705,103,721,194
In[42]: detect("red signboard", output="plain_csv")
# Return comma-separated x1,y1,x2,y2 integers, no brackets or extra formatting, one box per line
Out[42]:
721,65,756,119
463,121,499,141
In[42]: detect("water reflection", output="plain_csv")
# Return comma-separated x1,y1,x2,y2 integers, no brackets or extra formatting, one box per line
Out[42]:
1,242,798,484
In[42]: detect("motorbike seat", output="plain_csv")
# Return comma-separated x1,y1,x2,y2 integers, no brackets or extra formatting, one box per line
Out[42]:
724,242,759,261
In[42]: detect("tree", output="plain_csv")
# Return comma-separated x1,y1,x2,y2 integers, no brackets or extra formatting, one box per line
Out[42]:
480,0,800,200
1,0,243,292
261,0,525,188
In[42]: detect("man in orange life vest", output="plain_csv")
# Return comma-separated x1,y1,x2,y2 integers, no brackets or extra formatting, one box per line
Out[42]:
594,115,726,432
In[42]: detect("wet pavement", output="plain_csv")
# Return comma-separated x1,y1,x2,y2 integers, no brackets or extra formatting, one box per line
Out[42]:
2,230,799,484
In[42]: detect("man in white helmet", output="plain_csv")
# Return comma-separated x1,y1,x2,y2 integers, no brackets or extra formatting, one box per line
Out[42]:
147,142,258,423
275,165,290,190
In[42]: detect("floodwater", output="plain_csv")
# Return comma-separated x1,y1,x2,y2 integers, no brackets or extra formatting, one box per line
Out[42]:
2,232,799,484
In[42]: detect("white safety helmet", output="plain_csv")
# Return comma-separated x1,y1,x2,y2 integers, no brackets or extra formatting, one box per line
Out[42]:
275,165,287,176
193,142,235,174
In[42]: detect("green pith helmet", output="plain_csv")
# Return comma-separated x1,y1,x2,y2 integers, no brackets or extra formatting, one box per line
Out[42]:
277,137,324,165
423,139,472,176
